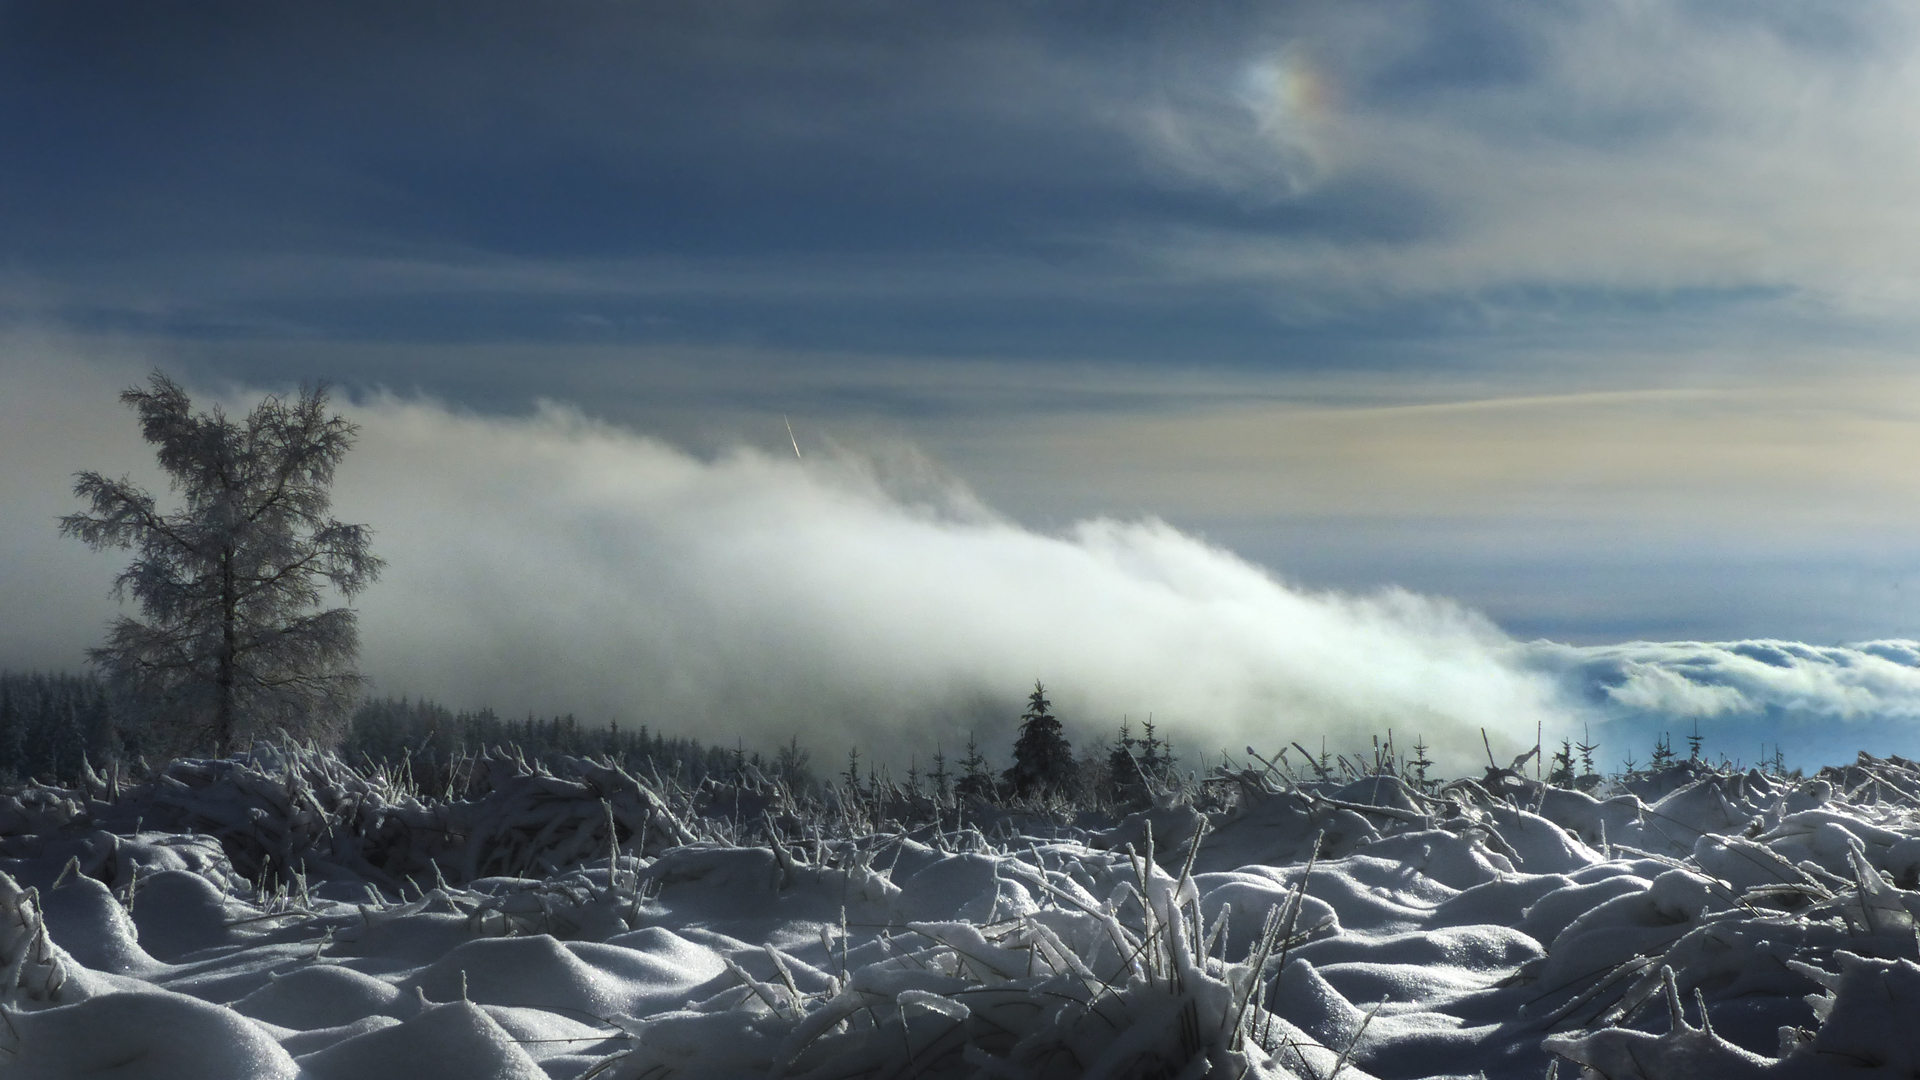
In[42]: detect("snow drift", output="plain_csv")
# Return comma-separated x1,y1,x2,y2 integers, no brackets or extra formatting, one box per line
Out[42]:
5,745,1920,1077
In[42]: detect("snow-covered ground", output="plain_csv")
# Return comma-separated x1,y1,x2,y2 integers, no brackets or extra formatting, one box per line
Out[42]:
3,748,1919,1079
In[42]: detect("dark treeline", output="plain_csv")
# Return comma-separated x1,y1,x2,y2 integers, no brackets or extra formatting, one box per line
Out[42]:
337,689,1185,813
0,670,1797,819
0,672,123,785
0,671,812,796
0,672,1176,813
339,696,820,798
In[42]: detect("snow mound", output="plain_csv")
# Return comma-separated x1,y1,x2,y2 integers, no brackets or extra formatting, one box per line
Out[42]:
6,748,1920,1077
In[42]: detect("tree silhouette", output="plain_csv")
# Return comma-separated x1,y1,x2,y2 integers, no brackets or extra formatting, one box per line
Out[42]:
1651,733,1675,768
928,747,951,801
61,372,382,758
1409,736,1434,791
1549,739,1575,788
1106,719,1141,805
955,732,995,799
1003,681,1075,799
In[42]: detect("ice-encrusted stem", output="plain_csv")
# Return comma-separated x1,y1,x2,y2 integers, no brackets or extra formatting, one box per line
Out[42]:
0,872,65,1007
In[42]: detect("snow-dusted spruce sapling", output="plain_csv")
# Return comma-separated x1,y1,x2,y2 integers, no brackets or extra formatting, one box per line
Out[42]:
955,729,994,798
60,371,382,759
1107,718,1142,805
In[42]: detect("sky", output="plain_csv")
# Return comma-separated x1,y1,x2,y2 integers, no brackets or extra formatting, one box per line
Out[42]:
9,1,1920,771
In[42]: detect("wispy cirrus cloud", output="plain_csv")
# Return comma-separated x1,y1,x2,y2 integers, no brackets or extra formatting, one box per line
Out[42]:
11,2,1919,334
1117,2,1920,313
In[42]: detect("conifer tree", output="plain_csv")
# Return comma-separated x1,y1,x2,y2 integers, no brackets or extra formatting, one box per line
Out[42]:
1139,717,1165,787
1409,736,1434,791
955,732,994,799
1549,739,1575,788
1576,728,1601,789
929,747,951,801
1106,719,1140,804
1651,733,1675,768
1003,681,1076,799
842,746,862,792
775,736,811,789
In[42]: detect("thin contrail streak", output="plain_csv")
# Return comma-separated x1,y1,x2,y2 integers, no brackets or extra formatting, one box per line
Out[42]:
785,415,803,460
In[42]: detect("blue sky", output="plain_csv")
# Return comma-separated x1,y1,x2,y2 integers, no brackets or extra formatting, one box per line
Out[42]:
9,1,1920,767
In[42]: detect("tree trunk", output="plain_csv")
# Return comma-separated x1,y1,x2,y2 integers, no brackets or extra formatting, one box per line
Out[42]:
216,548,236,758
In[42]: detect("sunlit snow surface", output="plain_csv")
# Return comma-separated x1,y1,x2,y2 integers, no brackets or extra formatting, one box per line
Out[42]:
4,751,1920,1078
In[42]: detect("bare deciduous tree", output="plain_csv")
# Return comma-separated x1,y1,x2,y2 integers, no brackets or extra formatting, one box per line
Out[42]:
61,372,383,758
